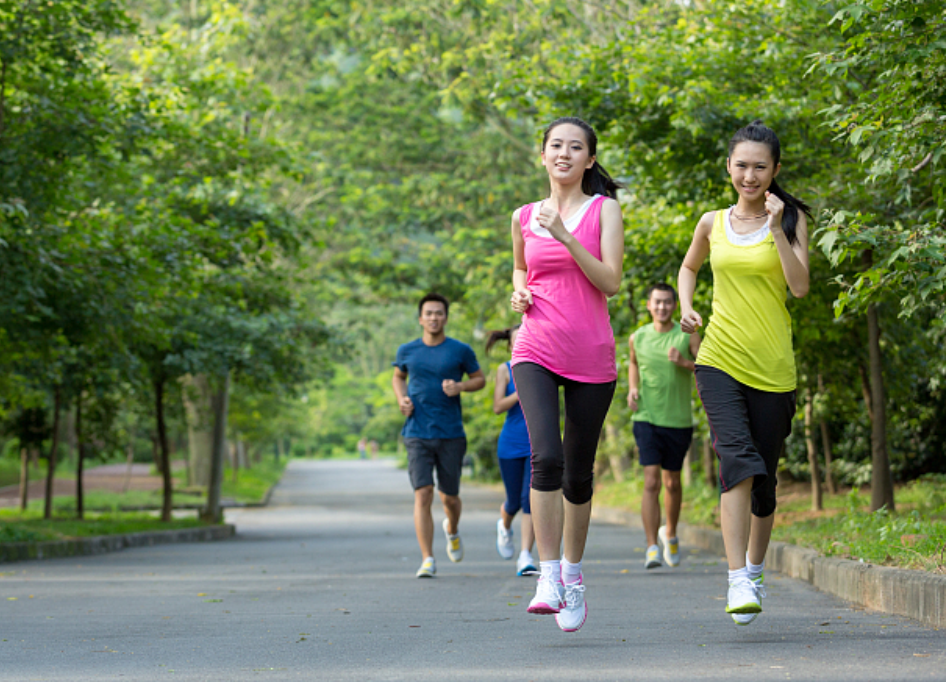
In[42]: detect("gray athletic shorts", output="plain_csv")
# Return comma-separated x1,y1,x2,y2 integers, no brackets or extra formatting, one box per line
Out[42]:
404,437,466,496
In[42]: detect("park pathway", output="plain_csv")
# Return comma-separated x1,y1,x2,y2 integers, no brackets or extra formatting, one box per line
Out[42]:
1,459,943,681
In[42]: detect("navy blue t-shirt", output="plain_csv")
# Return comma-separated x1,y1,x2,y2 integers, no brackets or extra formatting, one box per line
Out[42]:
393,337,480,439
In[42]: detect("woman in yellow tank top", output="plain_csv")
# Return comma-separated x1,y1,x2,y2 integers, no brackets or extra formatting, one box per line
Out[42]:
677,120,812,626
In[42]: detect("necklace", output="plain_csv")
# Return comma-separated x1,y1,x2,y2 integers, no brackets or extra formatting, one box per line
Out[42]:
732,207,767,221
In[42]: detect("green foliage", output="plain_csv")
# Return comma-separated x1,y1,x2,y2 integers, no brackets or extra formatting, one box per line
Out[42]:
1,0,944,524
815,0,946,321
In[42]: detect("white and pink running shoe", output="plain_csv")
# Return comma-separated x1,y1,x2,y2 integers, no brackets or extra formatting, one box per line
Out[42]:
527,575,565,615
555,577,587,632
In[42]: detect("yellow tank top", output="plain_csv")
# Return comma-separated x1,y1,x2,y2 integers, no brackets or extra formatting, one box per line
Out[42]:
696,210,796,392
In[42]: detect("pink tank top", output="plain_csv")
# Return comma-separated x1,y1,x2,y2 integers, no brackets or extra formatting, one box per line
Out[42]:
511,195,617,383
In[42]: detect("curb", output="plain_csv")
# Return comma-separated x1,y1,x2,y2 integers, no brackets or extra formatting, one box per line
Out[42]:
0,524,236,565
592,505,946,629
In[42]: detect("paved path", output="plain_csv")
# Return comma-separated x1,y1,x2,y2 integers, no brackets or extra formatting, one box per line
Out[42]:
1,459,944,681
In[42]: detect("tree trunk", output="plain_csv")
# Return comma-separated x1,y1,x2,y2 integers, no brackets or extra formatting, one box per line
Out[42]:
18,447,28,511
75,398,84,520
152,433,163,474
155,378,173,522
181,374,214,487
64,407,76,466
804,388,822,511
122,441,135,494
859,364,874,423
817,375,837,495
43,387,62,519
702,438,715,488
202,372,230,524
604,422,628,482
866,300,894,511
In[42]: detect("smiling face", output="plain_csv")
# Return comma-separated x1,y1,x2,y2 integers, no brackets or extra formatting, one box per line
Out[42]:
646,288,676,324
541,123,596,185
418,301,447,336
727,141,780,203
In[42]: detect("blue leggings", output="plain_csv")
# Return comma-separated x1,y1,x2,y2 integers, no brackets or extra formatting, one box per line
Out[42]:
499,456,532,516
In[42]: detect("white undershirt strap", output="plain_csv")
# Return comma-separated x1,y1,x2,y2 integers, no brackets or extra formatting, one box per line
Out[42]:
529,194,601,238
725,207,769,246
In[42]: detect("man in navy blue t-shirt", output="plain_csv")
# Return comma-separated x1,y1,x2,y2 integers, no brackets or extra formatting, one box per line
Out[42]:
392,293,485,578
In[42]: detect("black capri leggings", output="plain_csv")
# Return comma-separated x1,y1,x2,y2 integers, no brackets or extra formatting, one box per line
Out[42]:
695,365,795,518
512,362,615,505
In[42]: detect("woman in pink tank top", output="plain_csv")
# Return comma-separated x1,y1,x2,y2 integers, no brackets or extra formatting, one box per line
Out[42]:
509,116,624,633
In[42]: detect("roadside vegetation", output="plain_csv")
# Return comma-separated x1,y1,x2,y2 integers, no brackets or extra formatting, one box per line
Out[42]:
595,472,946,574
0,1,943,550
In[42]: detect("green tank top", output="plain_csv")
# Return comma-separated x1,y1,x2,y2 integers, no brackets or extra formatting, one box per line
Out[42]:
632,322,694,428
696,209,796,392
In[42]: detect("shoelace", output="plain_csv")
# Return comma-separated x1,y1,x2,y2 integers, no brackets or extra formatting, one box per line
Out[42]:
563,582,585,604
753,580,767,599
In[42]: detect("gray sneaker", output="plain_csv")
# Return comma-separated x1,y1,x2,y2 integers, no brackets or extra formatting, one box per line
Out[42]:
496,519,515,560
442,518,464,562
415,557,436,578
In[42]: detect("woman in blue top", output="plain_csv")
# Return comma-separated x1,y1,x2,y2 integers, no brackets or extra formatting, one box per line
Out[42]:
487,325,537,576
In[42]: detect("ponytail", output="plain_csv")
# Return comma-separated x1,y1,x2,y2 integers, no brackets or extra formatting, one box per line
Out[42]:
766,178,811,247
485,325,520,354
583,161,623,200
542,116,624,200
729,120,812,246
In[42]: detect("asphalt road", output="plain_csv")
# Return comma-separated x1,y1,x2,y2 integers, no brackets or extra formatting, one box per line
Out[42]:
1,459,944,681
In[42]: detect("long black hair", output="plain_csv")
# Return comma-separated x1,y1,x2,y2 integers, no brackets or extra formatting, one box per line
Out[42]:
728,120,812,246
542,116,624,199
485,324,521,354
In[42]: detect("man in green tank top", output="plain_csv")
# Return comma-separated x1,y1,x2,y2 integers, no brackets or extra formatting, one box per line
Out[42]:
628,284,701,569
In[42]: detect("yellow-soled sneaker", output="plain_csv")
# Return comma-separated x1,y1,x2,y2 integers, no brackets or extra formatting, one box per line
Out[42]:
726,576,763,615
442,518,464,563
415,557,436,578
658,525,681,567
644,544,662,569
732,574,765,625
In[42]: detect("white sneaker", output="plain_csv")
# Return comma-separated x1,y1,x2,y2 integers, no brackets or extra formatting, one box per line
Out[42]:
644,544,662,569
415,557,436,578
442,518,463,563
555,577,588,632
517,553,538,576
732,575,766,625
496,519,514,560
527,575,564,614
658,525,681,567
726,576,762,615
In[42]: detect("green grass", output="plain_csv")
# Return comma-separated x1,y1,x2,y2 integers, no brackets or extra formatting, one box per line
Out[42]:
220,458,287,504
16,488,205,514
0,509,206,543
594,470,946,574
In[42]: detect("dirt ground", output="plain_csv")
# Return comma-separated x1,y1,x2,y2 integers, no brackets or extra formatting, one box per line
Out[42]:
0,463,168,508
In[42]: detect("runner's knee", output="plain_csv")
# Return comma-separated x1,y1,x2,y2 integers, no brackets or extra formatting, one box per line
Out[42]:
751,477,777,517
643,470,662,496
562,468,594,505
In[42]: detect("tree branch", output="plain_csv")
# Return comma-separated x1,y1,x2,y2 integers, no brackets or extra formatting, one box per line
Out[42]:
911,151,933,174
